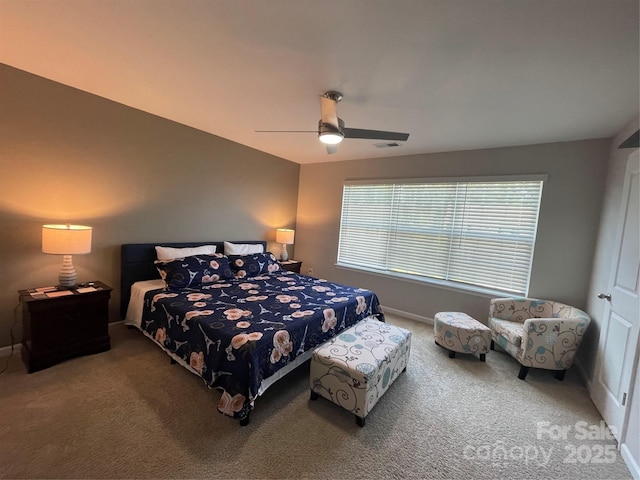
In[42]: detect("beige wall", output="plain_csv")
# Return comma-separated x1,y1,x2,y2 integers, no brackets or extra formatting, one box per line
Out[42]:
296,138,610,323
0,64,299,348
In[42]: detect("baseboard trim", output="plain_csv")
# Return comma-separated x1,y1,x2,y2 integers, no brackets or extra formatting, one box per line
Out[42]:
0,342,21,357
382,306,433,325
621,442,640,480
574,357,593,392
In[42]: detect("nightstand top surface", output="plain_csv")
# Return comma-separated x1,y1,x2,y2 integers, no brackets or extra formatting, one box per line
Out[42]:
19,281,112,301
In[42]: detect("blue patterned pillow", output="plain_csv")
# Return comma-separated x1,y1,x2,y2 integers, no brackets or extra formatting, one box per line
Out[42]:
228,252,281,278
155,254,235,289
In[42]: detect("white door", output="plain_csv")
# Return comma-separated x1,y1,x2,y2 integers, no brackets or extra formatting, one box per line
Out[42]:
592,151,640,442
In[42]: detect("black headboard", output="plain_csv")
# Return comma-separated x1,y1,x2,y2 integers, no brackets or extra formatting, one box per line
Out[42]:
120,240,267,319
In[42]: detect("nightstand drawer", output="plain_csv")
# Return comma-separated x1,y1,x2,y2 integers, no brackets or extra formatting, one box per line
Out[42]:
26,295,109,351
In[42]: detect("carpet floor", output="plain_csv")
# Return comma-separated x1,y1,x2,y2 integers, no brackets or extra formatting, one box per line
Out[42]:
0,314,632,479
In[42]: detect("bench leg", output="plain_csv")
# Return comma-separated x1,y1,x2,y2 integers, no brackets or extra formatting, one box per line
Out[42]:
240,414,250,426
310,390,319,401
448,350,456,359
356,415,365,427
490,340,495,350
480,353,486,362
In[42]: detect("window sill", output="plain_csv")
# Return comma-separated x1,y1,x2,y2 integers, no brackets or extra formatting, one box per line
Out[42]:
334,263,523,299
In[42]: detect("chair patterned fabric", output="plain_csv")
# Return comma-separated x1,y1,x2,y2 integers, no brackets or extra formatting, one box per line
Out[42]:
433,311,491,360
488,297,591,378
489,318,525,347
310,317,411,426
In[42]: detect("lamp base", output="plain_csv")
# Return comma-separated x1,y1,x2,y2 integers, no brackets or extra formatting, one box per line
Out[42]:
280,244,289,262
58,254,78,288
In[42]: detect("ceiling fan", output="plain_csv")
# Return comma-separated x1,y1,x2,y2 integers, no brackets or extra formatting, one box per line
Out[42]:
256,91,410,154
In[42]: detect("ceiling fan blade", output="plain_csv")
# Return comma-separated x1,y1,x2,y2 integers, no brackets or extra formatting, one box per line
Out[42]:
326,144,338,155
256,92,407,151
342,127,409,142
320,96,339,128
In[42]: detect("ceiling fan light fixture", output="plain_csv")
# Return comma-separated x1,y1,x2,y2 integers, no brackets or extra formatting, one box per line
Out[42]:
319,132,344,145
318,121,344,144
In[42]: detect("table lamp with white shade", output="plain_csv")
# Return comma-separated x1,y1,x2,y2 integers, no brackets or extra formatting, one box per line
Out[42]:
275,228,295,262
42,224,92,288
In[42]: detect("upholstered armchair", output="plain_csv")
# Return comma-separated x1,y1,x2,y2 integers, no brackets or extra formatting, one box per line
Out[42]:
489,298,591,380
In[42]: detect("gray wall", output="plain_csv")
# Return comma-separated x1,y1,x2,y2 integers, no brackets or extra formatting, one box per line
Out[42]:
295,138,610,323
0,64,300,348
0,59,628,364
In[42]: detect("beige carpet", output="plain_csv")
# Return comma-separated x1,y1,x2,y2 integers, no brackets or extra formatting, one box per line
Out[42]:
0,314,632,479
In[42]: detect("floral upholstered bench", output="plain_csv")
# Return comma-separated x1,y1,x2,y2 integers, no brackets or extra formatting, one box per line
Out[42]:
434,311,491,361
309,317,411,427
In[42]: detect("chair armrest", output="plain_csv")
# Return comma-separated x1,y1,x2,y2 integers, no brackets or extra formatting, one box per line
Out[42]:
515,316,590,369
522,317,591,347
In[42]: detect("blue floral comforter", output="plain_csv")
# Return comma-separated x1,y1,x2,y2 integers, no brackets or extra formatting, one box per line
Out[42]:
140,271,383,421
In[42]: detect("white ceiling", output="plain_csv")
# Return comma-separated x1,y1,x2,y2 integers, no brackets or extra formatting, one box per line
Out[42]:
1,0,638,164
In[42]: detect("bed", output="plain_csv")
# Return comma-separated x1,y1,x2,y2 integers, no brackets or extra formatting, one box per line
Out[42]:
121,241,384,425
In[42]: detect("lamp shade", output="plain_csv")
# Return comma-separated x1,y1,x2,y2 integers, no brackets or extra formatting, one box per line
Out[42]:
42,224,92,255
276,228,295,245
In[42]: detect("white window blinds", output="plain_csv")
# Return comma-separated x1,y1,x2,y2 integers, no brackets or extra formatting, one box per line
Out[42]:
337,178,544,295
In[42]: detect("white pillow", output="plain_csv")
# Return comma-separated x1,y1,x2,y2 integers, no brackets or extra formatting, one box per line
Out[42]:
223,241,264,255
155,244,217,260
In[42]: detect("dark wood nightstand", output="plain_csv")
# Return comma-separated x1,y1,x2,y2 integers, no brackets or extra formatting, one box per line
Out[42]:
18,281,113,373
280,260,302,273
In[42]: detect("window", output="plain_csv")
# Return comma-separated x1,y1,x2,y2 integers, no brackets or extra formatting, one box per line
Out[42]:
337,176,545,296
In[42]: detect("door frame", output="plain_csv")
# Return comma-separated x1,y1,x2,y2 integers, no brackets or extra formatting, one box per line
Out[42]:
591,150,639,445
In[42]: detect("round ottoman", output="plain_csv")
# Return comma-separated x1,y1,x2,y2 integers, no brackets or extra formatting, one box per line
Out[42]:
434,311,491,361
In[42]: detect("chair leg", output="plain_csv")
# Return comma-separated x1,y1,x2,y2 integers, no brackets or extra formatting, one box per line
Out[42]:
480,353,486,362
554,370,566,381
518,365,530,380
448,350,456,359
490,340,495,350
